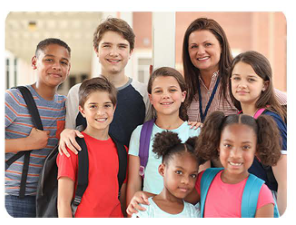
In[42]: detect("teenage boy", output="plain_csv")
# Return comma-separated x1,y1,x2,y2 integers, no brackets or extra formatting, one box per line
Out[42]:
57,77,127,217
59,17,152,156
5,38,71,217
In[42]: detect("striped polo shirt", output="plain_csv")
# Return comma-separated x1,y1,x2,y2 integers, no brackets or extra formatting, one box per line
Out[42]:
5,85,66,196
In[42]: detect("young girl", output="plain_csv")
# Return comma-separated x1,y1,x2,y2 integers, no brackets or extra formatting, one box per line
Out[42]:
132,131,202,218
229,51,287,215
127,111,281,218
126,67,207,209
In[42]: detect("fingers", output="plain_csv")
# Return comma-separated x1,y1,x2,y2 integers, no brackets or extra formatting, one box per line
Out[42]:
75,130,84,138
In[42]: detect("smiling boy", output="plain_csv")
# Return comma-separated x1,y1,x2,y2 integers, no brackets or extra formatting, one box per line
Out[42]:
57,77,127,217
5,38,71,217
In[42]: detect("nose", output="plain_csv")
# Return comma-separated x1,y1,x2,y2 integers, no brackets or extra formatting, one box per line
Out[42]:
181,175,189,185
96,107,106,116
52,61,61,71
230,147,241,158
109,46,119,57
197,46,206,55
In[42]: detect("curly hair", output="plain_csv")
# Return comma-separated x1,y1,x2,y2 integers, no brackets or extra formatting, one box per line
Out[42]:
195,111,281,167
152,131,204,165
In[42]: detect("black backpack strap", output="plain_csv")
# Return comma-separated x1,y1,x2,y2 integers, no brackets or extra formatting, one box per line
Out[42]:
71,137,89,216
6,86,43,198
110,134,127,198
14,86,43,130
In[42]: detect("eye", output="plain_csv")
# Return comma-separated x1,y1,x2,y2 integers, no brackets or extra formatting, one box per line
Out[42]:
175,170,183,175
190,45,198,49
61,61,68,66
242,145,251,150
104,104,112,108
89,105,97,109
231,76,240,81
190,174,197,179
223,144,231,148
119,45,127,49
205,43,212,47
169,88,177,92
45,58,53,62
248,78,256,82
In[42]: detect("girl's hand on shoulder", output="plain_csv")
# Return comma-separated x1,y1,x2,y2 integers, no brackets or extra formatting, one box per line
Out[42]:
58,129,84,157
126,191,150,216
188,121,203,130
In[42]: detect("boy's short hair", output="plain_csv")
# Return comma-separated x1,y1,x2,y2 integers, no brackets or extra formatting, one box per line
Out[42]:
93,17,135,52
35,38,71,57
79,76,117,107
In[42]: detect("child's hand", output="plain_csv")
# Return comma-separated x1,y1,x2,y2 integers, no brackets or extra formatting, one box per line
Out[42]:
26,128,50,150
188,121,203,130
126,191,150,216
58,129,84,157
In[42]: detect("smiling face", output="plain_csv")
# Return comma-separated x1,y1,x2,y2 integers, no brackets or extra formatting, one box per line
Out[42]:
148,76,186,118
79,91,115,136
218,123,257,182
159,151,198,200
95,31,132,76
32,44,71,88
231,61,268,107
188,30,221,75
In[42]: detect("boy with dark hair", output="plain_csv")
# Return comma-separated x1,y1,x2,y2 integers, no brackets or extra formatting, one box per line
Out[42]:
57,77,127,217
5,38,71,217
59,17,152,156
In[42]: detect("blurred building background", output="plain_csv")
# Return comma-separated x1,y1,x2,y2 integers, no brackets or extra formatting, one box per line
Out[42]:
5,12,286,96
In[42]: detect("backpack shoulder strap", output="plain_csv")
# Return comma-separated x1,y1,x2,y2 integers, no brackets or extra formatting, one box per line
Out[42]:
139,119,155,177
6,86,43,198
200,168,224,217
71,137,89,216
14,86,43,130
254,108,266,119
241,174,265,217
110,134,127,194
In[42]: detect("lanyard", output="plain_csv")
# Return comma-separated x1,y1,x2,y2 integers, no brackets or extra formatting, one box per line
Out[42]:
198,76,220,122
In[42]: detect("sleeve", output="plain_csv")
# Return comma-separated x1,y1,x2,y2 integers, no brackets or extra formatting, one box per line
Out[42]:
268,112,287,151
274,88,287,106
56,148,78,182
5,89,21,128
65,84,81,129
256,184,275,210
128,125,142,156
195,171,205,195
123,146,129,184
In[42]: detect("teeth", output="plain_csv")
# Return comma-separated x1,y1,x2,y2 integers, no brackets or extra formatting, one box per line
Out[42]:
95,119,107,122
198,56,209,61
161,102,172,105
229,162,242,166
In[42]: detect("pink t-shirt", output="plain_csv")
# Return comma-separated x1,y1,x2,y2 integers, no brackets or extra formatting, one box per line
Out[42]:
195,170,274,217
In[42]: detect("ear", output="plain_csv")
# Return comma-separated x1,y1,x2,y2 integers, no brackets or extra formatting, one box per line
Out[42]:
181,90,187,103
158,163,165,177
78,105,86,118
262,80,270,91
129,49,133,59
31,56,37,70
148,93,153,104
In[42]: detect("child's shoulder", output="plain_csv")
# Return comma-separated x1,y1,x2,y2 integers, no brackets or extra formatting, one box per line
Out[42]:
130,78,148,95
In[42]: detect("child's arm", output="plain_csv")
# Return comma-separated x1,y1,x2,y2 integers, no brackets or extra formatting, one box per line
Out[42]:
58,128,84,157
126,191,155,216
255,203,274,217
272,154,287,215
57,177,75,218
119,183,127,217
5,128,50,153
126,155,142,211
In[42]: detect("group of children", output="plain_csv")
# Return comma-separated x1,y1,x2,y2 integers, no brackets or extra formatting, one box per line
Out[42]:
5,17,287,218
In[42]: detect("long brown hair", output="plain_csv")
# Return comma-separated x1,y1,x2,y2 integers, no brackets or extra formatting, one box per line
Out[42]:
182,17,233,105
229,51,286,122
